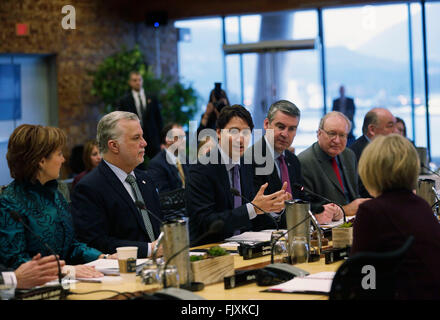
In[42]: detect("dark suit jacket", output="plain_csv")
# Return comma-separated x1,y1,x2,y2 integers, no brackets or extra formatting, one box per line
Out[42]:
349,135,371,198
146,149,189,194
70,161,163,258
333,97,356,143
185,148,274,245
332,97,355,123
116,91,163,159
297,142,359,213
245,137,305,228
351,189,440,299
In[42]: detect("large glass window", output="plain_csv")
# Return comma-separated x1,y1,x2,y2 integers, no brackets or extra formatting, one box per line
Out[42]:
426,2,440,164
224,10,320,153
174,18,224,125
323,4,415,144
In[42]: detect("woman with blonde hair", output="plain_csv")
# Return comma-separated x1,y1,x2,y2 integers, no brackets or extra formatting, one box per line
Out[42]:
0,124,115,279
351,134,440,299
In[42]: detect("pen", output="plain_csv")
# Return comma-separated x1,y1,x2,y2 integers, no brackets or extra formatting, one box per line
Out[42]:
78,279,102,283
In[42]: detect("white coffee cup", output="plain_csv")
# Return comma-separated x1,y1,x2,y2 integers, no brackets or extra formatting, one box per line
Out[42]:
116,246,138,282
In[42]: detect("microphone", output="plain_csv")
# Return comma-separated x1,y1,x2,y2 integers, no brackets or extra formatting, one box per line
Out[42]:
135,201,164,225
421,162,440,178
9,211,64,288
162,220,224,288
292,183,346,223
230,188,279,230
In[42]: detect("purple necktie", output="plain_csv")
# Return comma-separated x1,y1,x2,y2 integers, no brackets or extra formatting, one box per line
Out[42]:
232,165,242,208
278,154,292,195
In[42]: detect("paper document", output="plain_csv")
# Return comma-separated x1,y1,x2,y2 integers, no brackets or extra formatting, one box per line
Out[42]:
85,258,149,275
267,272,336,294
225,230,287,243
320,219,345,229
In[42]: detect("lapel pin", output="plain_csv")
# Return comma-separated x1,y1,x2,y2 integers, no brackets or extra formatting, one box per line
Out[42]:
142,180,146,184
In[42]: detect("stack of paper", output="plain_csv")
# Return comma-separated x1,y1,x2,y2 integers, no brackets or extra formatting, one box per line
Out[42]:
225,229,287,243
266,272,336,294
85,258,149,275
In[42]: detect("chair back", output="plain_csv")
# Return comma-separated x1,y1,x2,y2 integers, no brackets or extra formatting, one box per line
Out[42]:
329,236,414,300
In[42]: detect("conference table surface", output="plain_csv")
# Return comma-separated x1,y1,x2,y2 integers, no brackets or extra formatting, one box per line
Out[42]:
67,245,343,300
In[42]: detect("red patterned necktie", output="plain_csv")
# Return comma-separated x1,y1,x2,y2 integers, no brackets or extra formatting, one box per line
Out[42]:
331,157,344,192
278,154,292,195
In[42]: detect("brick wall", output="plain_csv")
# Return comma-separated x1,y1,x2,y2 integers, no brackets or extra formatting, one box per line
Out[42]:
0,0,178,176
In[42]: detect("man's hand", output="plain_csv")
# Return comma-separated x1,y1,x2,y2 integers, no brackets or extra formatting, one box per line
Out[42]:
150,240,163,258
252,182,290,214
15,253,66,289
342,198,370,216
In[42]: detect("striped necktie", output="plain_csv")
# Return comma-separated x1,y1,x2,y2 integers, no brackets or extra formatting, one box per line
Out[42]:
176,159,185,188
125,174,155,242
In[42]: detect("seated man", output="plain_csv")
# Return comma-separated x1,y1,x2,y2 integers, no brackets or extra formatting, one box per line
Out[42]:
349,107,398,198
298,111,369,224
71,111,163,258
186,105,290,245
245,100,305,228
147,123,188,194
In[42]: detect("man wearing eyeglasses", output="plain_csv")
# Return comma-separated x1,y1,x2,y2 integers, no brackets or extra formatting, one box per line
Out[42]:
297,111,369,224
349,108,398,198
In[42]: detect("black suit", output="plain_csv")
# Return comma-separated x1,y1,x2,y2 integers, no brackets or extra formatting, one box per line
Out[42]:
116,91,163,159
333,96,356,144
349,135,371,198
147,149,189,193
185,148,274,245
71,161,163,258
245,137,305,228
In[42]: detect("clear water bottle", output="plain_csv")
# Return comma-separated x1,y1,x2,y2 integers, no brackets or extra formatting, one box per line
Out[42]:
290,236,309,264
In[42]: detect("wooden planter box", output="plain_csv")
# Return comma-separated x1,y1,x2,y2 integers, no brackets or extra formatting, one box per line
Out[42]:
332,227,353,249
191,255,234,285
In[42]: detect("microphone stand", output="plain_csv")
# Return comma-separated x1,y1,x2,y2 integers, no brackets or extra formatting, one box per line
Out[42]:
270,214,311,264
162,220,224,289
9,211,66,298
293,183,346,223
421,163,440,178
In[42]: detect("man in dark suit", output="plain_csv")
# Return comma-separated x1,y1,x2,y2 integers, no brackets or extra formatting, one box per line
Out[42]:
245,100,305,229
332,85,356,145
349,108,398,198
298,111,369,224
186,105,290,245
71,111,163,258
116,71,163,161
147,123,189,194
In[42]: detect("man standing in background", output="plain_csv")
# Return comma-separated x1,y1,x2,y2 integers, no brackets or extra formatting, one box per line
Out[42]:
116,71,163,163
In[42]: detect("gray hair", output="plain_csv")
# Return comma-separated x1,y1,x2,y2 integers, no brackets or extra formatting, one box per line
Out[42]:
319,111,352,132
97,111,139,154
267,100,301,123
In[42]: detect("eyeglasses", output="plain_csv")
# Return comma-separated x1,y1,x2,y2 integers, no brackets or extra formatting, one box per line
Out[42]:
320,129,348,140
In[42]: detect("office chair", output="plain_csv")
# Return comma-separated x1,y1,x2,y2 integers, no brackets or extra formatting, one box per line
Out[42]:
159,188,187,220
329,235,414,300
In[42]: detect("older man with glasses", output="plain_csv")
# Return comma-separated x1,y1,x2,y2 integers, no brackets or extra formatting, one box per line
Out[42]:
297,111,369,224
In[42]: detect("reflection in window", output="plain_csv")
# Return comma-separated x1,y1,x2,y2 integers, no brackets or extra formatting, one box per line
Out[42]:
426,2,440,164
323,4,413,144
175,18,224,125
